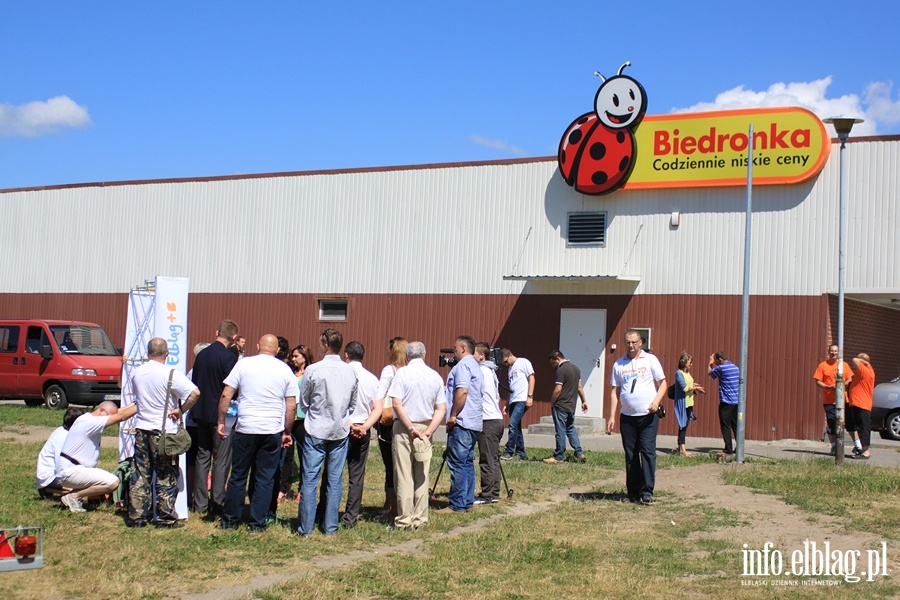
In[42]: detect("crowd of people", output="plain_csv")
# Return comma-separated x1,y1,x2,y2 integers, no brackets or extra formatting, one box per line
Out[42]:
36,321,877,530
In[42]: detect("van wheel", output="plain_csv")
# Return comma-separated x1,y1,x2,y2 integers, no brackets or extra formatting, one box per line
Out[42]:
44,385,68,410
24,398,42,407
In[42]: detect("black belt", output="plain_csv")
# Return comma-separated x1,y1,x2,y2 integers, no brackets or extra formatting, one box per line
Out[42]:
61,453,81,466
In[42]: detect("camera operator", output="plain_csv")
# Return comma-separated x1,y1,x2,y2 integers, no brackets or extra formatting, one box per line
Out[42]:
436,335,483,514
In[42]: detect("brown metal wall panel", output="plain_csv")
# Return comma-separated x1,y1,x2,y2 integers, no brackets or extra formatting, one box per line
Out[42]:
828,296,900,383
4,291,897,442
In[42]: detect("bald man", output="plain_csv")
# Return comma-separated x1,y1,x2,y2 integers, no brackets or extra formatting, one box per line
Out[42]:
217,334,299,532
56,400,137,513
127,337,199,528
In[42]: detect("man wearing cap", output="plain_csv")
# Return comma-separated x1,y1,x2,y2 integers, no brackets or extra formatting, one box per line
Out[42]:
389,341,446,530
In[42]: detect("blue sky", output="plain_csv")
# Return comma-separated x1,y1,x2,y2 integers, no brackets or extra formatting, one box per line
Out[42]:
2,1,898,189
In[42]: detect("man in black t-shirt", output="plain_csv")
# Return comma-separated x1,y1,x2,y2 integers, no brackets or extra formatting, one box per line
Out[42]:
191,319,239,514
544,350,588,464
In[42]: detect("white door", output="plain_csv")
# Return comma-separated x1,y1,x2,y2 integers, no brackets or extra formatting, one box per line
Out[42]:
559,309,606,419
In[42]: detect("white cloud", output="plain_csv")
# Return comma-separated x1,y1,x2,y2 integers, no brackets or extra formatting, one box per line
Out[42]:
0,95,92,137
469,134,527,156
672,77,900,136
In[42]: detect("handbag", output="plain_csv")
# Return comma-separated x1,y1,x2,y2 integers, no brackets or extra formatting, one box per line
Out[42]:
160,369,192,457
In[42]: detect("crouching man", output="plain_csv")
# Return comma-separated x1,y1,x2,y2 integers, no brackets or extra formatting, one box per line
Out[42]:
56,401,138,512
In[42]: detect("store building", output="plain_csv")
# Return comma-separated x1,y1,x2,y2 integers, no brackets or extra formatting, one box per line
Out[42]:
1,121,898,440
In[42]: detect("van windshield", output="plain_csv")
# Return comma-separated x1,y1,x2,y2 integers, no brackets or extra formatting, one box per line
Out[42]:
50,325,118,356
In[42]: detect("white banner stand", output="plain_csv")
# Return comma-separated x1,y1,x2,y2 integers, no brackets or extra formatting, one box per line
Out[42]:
119,276,191,521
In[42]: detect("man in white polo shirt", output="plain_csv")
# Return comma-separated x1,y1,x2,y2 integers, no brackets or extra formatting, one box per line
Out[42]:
389,341,446,530
607,329,667,505
217,334,298,532
56,401,137,512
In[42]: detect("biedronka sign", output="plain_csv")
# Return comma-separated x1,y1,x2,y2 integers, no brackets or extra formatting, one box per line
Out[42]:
557,62,831,196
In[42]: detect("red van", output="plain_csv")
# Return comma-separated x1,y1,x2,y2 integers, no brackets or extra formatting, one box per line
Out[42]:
0,320,122,409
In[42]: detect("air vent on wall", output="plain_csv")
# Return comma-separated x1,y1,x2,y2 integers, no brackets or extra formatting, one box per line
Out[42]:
567,212,607,247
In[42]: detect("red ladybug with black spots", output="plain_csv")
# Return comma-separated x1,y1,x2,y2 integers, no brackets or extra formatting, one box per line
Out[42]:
558,62,647,195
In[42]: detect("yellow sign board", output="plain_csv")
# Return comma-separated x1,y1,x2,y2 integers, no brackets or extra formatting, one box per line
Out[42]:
625,107,830,189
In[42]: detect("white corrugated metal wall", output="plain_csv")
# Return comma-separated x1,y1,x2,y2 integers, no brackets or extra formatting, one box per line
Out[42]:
1,138,897,297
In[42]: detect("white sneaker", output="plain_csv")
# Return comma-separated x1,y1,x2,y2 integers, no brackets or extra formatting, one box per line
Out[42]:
61,494,86,513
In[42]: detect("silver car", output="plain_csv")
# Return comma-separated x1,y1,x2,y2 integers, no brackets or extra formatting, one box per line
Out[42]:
872,375,900,441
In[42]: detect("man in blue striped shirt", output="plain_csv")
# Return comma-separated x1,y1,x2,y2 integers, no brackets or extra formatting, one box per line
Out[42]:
709,352,740,456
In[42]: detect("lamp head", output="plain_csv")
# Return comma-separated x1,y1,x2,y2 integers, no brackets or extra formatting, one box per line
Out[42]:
823,116,864,141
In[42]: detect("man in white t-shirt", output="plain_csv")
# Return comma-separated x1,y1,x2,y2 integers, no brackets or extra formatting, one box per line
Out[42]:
500,349,535,461
607,329,667,505
217,334,298,532
127,337,200,528
389,341,446,530
341,340,382,528
56,401,138,512
36,407,84,498
475,342,503,504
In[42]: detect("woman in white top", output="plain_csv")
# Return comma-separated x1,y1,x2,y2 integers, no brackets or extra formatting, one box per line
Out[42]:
374,337,407,520
278,344,314,502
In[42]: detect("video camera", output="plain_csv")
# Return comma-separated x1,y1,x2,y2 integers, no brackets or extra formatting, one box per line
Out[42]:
438,346,503,368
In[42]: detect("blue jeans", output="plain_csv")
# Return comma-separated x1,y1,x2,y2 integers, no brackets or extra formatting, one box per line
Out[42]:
445,425,478,512
504,401,529,458
298,434,348,535
221,431,282,530
551,407,583,460
619,413,659,500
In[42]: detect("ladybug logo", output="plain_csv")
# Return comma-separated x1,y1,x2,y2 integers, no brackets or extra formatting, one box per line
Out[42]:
558,61,648,195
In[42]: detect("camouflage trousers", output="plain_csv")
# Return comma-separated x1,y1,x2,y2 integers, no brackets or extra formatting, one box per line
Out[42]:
129,429,180,526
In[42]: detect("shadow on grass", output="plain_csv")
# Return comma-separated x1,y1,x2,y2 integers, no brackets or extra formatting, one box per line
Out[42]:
568,490,632,503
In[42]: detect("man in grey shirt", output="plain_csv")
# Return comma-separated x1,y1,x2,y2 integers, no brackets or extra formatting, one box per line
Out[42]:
297,328,358,536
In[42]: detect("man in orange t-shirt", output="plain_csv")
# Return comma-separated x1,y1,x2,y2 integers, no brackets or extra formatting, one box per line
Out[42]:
847,353,875,459
813,345,852,456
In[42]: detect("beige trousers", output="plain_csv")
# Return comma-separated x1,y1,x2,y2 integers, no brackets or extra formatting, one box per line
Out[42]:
391,420,432,529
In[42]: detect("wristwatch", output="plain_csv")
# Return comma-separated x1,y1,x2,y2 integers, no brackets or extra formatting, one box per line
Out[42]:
527,395,534,398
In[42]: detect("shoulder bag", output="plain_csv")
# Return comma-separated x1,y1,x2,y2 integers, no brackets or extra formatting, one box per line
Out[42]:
160,369,193,457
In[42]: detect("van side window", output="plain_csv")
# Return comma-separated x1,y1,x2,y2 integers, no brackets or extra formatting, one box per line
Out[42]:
0,326,19,352
25,326,44,354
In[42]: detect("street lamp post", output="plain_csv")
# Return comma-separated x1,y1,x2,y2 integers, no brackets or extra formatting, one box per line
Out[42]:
823,116,863,466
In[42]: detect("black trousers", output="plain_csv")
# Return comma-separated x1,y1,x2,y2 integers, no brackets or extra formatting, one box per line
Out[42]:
719,403,738,453
341,430,371,527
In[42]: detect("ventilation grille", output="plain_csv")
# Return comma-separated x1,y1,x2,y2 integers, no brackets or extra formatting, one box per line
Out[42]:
567,212,607,247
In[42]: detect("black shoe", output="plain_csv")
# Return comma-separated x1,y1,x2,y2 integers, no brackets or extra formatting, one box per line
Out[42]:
217,521,239,531
852,446,862,455
125,520,147,528
640,495,654,505
155,520,185,529
829,446,837,456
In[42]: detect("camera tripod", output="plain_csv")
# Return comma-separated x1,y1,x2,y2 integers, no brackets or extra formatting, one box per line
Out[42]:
429,449,514,502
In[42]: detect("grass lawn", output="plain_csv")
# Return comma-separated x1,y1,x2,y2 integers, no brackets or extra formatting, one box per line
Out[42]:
2,435,899,599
